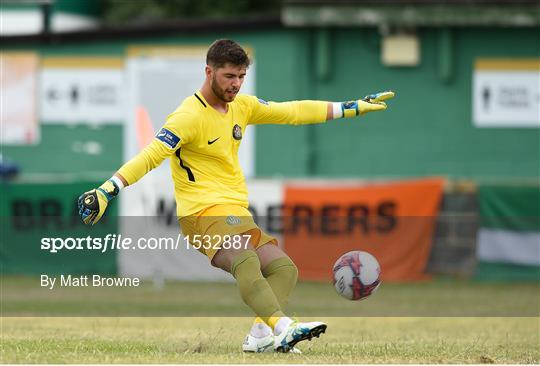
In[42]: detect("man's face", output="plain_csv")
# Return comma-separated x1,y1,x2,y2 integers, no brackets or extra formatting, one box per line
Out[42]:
208,63,247,103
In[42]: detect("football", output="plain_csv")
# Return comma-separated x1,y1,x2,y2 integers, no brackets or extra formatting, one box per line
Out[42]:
332,250,381,300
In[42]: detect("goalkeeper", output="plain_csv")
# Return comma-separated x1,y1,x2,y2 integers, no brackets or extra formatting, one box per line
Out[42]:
78,39,394,353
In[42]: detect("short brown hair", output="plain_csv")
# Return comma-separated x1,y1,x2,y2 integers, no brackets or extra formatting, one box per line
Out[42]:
206,39,250,69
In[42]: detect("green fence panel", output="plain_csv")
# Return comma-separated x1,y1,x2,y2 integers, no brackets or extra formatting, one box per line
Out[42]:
1,181,118,275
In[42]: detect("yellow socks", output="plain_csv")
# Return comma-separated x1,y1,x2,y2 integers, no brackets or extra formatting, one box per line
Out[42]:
252,256,299,331
231,250,285,324
262,256,298,308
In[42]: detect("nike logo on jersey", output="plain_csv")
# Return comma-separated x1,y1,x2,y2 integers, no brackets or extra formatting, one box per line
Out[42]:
208,137,220,145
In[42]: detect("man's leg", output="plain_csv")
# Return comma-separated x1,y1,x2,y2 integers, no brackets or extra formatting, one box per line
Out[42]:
258,243,298,310
211,240,287,328
217,241,326,353
250,243,298,335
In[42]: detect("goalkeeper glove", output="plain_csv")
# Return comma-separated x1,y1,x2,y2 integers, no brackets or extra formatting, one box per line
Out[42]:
78,179,119,225
335,91,395,118
362,90,395,104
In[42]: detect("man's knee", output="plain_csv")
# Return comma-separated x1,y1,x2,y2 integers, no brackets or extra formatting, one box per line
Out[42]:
230,249,281,319
256,241,287,268
262,256,298,282
211,238,254,272
230,249,260,278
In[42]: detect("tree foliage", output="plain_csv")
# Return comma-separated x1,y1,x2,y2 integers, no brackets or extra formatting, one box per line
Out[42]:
102,0,282,24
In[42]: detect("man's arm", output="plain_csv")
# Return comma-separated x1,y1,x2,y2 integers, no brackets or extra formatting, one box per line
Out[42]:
114,172,128,187
77,138,175,225
78,112,197,225
247,91,395,125
329,91,395,120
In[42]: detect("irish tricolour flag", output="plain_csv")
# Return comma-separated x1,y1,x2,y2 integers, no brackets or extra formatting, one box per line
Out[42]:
476,185,540,281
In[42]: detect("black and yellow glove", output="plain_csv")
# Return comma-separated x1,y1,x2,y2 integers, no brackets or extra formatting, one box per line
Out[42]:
77,179,119,225
339,91,395,118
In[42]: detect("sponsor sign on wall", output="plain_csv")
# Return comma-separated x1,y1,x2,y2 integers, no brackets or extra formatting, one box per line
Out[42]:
283,178,444,282
0,52,39,144
40,57,125,124
0,181,118,275
473,59,540,128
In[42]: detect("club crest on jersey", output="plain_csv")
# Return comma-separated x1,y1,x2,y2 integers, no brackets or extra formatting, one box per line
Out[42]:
232,124,242,140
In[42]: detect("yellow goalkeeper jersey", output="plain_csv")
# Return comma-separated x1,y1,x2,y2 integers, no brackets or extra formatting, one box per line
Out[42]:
118,92,328,217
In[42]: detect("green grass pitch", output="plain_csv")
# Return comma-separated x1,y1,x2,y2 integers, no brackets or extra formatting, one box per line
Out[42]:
1,277,538,363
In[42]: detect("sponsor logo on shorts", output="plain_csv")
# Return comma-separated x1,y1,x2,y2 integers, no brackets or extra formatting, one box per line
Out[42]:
226,215,241,225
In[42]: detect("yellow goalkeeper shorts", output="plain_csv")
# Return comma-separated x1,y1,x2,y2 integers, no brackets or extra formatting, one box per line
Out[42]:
179,204,277,260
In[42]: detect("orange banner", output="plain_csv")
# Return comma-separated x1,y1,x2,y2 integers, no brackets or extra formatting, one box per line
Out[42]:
283,178,444,282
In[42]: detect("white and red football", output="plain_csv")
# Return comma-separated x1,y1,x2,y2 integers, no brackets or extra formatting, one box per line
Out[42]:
332,250,381,301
